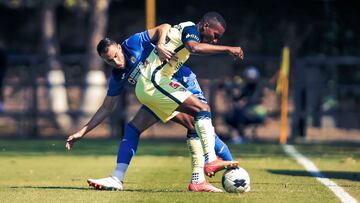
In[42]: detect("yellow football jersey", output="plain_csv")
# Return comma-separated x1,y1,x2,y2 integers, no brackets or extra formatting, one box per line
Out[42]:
140,21,200,80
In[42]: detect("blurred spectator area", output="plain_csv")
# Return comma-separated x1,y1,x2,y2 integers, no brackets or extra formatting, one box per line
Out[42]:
0,54,359,141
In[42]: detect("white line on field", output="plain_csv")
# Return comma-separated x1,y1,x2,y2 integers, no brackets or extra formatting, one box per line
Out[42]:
283,144,358,203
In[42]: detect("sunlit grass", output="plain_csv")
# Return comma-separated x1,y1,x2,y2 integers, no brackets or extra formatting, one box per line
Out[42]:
0,139,358,203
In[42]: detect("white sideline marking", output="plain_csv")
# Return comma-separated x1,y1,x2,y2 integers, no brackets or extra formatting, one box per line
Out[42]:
283,144,358,203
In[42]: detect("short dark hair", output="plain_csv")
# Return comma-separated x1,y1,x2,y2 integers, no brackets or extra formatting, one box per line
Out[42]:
201,12,227,30
97,38,117,56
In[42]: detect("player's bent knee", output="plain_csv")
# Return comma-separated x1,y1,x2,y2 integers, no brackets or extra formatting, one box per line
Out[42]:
200,103,210,112
180,95,210,115
185,121,195,131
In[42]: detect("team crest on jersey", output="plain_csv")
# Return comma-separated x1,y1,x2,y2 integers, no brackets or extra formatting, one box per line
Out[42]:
169,81,180,89
130,56,136,64
144,59,150,66
173,24,182,31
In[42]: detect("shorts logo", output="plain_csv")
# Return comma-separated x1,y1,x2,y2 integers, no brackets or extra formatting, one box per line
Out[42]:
169,81,180,89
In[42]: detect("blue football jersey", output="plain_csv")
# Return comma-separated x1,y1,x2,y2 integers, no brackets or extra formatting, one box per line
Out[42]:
107,31,154,96
106,30,207,103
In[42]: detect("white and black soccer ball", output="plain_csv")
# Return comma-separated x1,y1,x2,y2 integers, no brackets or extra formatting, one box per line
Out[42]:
222,167,251,193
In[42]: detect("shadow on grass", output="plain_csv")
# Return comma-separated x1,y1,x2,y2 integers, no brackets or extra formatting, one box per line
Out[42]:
123,188,186,193
10,186,186,193
268,169,360,182
10,185,91,190
0,139,189,157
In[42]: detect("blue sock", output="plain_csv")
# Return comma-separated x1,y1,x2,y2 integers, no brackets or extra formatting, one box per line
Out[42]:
187,129,233,161
214,135,233,161
116,123,140,164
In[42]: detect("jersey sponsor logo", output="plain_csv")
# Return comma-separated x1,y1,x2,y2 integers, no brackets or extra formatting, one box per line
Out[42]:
169,81,180,89
165,36,171,44
127,62,143,85
175,62,183,71
185,33,200,42
128,78,136,84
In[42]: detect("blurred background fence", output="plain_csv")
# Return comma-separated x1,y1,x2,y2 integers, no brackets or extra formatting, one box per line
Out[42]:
1,54,359,142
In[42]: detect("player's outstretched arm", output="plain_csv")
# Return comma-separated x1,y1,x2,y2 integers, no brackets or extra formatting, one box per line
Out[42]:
185,41,244,60
65,95,119,150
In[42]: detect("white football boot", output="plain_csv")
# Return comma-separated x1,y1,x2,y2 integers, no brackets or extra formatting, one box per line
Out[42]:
87,176,123,191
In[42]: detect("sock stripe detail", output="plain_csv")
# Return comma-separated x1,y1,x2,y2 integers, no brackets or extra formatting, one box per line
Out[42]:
127,122,140,135
187,130,199,139
194,111,211,121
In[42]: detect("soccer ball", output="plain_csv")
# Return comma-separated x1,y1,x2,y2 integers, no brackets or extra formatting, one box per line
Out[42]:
222,167,251,193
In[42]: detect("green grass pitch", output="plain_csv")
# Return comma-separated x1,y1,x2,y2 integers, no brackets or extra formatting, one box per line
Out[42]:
0,139,359,203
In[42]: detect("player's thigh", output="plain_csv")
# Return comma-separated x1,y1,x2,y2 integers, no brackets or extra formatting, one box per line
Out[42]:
130,106,159,132
176,94,210,116
136,76,192,122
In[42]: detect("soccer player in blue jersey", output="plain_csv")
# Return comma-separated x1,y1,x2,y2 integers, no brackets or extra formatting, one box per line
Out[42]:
66,23,234,192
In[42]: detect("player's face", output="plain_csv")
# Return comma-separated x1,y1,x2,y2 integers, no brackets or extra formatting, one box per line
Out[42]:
200,22,225,44
101,44,126,69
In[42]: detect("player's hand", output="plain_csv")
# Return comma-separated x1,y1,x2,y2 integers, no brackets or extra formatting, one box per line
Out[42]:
228,47,244,60
65,132,84,150
157,44,178,62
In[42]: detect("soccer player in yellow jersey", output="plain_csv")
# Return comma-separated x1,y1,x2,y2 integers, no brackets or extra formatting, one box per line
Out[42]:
135,12,243,177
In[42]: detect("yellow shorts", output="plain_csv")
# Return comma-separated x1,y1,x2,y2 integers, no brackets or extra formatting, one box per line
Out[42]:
135,74,192,123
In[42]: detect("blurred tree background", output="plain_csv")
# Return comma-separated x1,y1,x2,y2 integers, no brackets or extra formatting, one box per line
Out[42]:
0,0,359,56
0,0,358,138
